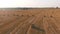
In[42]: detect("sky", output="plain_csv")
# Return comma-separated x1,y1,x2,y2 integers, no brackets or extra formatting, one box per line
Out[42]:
0,0,58,8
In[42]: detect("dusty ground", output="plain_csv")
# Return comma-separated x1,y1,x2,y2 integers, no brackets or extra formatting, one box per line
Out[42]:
0,8,60,34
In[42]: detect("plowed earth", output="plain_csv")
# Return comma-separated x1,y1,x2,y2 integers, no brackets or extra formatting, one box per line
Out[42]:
0,8,60,34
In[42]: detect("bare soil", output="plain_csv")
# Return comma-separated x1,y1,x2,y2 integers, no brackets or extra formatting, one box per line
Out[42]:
0,8,60,34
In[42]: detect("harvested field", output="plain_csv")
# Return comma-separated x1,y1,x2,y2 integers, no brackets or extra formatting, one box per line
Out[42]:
0,8,60,34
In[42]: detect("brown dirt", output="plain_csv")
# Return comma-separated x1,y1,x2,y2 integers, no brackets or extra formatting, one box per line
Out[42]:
0,8,60,34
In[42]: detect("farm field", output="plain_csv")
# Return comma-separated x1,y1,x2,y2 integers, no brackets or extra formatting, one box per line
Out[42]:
0,8,60,34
